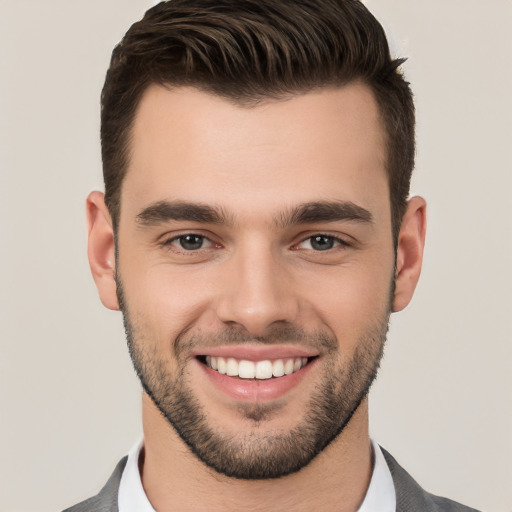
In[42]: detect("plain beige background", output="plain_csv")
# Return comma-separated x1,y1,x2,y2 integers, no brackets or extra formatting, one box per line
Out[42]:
0,1,511,511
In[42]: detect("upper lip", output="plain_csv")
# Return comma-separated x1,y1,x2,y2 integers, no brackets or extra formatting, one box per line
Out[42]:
191,344,319,361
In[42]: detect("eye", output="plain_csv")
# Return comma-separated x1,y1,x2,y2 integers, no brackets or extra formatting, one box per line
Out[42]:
168,234,213,251
297,235,346,251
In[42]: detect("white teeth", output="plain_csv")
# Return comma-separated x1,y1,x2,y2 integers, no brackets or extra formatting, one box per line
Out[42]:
255,360,273,379
272,359,285,377
284,359,294,375
205,356,310,379
239,360,255,379
226,358,238,377
217,357,227,375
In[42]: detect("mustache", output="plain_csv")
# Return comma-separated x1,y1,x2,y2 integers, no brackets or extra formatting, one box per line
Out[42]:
174,324,338,358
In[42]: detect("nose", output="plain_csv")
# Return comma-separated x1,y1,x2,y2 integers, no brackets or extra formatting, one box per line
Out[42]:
214,242,300,336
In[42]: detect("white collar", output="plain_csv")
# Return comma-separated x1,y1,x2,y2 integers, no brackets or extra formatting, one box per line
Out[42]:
357,440,396,512
118,438,395,512
118,438,155,512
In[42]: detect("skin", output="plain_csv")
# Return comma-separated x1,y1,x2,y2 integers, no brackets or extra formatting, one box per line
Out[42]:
87,83,426,511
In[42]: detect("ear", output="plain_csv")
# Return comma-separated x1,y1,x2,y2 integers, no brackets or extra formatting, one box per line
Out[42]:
86,191,119,311
392,196,427,312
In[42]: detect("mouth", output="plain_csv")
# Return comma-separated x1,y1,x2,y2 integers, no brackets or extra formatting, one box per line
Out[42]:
197,355,317,380
195,350,319,402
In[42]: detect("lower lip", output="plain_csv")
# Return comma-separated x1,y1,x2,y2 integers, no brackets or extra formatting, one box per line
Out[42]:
197,359,317,402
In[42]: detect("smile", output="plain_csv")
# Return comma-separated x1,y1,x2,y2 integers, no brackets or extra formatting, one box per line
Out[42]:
194,347,320,401
202,356,311,379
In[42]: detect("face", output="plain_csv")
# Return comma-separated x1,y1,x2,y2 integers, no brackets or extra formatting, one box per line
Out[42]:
114,84,397,479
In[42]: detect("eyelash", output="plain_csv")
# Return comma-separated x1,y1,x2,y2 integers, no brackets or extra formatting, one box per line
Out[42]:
294,234,351,252
161,233,351,253
161,233,218,252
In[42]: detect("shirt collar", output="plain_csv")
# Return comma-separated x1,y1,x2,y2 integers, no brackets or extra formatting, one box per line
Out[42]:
118,438,155,512
357,440,396,512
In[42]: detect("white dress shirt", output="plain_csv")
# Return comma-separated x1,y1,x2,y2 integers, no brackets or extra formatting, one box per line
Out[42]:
118,438,396,512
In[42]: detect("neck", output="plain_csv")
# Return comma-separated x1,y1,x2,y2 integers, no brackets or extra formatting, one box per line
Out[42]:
140,394,373,512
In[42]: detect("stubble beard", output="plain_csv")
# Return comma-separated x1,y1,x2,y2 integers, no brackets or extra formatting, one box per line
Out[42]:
117,278,390,480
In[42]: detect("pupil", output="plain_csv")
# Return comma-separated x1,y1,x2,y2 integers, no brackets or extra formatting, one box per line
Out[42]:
311,235,333,251
180,235,203,250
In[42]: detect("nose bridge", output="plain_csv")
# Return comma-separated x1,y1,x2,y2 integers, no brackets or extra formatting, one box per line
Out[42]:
215,237,298,335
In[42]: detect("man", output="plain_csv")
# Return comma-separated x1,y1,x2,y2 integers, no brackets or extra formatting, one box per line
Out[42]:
65,0,480,510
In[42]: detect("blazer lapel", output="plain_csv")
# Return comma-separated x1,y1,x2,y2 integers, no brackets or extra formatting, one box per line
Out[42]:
381,448,435,511
63,456,127,512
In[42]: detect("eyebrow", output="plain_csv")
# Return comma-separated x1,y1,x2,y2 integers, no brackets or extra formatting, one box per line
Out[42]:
136,200,232,226
275,200,373,228
135,199,373,228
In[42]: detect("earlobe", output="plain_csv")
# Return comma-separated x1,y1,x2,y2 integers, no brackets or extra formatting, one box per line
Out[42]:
392,196,427,312
86,191,120,311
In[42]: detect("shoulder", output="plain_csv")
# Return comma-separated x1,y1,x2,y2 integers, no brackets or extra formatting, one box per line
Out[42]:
62,456,128,512
381,448,481,512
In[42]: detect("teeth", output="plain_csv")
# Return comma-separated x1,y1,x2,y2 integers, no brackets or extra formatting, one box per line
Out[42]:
226,358,238,377
272,359,285,377
284,359,294,375
255,360,273,379
217,357,227,375
239,360,256,379
204,356,310,379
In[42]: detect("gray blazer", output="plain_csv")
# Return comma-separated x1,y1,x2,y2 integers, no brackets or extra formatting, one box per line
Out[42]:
63,448,481,512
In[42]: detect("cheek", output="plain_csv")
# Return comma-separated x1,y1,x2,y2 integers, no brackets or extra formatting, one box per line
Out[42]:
295,260,393,347
120,261,216,343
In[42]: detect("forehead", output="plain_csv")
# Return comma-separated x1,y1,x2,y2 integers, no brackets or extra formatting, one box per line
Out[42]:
122,84,388,224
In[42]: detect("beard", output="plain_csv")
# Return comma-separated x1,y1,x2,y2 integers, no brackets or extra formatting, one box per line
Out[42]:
117,278,390,480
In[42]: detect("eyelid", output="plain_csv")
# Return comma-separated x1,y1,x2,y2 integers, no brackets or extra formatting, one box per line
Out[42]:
292,232,353,250
159,231,221,252
157,230,352,253
172,234,213,249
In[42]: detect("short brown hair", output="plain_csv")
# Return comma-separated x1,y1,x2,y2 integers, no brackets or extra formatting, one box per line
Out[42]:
101,0,415,243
